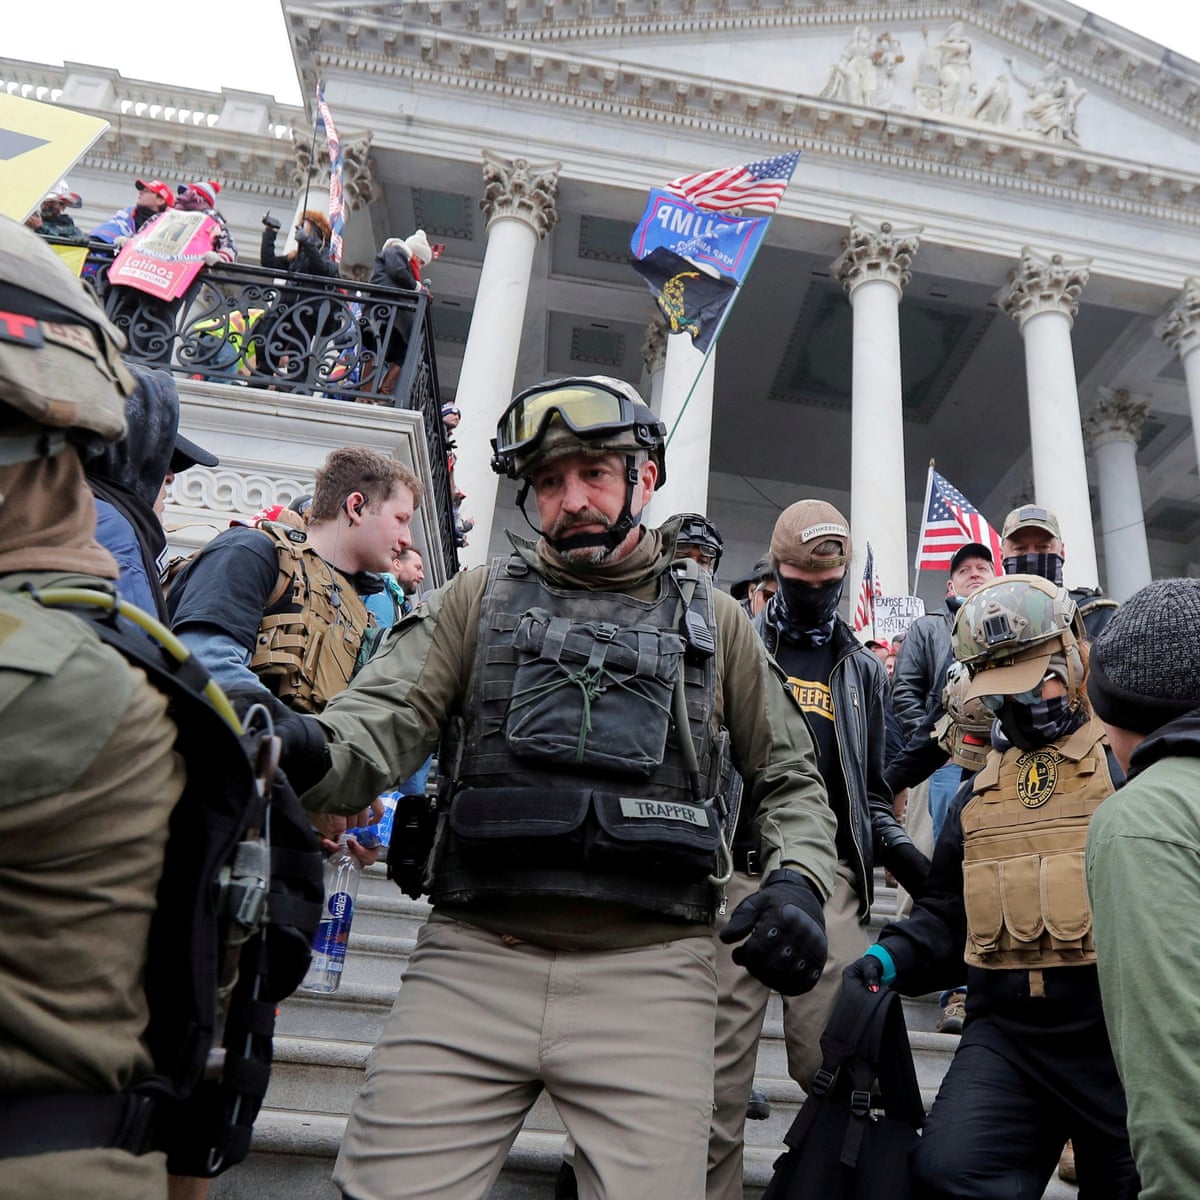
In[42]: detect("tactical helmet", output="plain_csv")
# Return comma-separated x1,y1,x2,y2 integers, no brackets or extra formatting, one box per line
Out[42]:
0,216,132,447
675,512,724,571
952,574,1085,702
936,661,994,772
491,376,666,488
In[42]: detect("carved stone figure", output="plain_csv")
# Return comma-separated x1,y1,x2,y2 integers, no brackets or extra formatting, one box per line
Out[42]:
969,74,1013,126
914,23,976,116
819,26,903,108
1006,58,1087,146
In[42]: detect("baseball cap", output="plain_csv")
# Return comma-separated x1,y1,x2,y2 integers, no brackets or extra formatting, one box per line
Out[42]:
170,431,219,474
963,645,1055,702
769,500,851,570
1001,505,1061,542
135,179,176,208
44,179,82,207
949,542,993,574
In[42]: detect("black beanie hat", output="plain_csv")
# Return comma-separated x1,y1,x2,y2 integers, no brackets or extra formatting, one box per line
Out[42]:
1087,579,1200,735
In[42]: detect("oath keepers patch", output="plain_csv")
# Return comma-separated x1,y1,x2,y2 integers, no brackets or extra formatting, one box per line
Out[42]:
619,798,709,827
1015,750,1059,808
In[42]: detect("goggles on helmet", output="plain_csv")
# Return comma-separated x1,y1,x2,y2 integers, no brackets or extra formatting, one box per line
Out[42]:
493,380,657,467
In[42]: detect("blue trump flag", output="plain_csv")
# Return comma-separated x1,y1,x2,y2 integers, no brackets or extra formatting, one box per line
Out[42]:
630,190,768,284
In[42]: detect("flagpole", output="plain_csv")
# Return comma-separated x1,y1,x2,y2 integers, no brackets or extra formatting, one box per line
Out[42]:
664,154,801,449
912,459,935,597
301,81,320,223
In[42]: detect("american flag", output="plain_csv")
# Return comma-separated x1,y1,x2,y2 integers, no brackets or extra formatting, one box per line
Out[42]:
853,543,882,633
914,469,1004,572
664,151,800,214
315,82,344,264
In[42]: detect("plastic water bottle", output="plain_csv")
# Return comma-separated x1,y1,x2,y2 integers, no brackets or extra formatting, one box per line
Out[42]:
300,835,362,994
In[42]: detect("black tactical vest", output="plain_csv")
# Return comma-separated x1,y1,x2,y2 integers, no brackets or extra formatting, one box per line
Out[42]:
432,553,724,922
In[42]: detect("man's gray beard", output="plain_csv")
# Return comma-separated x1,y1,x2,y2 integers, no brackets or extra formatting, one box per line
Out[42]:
557,540,620,566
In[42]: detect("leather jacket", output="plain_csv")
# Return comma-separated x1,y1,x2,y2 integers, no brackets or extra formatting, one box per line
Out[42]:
751,609,916,916
891,605,955,740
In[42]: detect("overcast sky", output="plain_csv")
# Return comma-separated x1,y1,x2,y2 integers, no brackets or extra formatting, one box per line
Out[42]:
4,0,1198,108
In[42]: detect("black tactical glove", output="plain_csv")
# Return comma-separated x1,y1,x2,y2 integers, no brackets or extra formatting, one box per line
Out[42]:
842,953,884,993
883,841,932,899
719,868,827,996
273,708,332,797
293,224,313,247
262,211,281,230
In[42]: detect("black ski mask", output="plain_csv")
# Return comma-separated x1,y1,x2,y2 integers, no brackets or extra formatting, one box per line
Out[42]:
994,694,1082,750
773,572,845,646
1003,552,1065,586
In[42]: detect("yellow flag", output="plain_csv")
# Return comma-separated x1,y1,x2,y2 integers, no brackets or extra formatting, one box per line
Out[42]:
0,93,109,222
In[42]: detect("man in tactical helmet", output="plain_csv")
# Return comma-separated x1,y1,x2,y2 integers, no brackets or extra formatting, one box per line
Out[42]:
674,511,724,575
0,218,183,1198
707,499,929,1200
287,375,838,1200
1000,504,1118,638
844,574,1138,1200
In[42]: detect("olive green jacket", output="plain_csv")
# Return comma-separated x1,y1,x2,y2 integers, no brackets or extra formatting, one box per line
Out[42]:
305,529,837,944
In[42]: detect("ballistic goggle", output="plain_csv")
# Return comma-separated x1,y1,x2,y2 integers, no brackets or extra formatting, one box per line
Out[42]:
491,378,665,479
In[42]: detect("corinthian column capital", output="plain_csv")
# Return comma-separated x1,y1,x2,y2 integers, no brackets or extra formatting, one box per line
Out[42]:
292,133,375,211
830,215,923,295
481,150,561,238
997,247,1091,329
1157,277,1200,360
1084,387,1148,448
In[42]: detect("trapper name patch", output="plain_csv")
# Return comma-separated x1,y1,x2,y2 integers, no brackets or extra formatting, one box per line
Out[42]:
619,798,708,827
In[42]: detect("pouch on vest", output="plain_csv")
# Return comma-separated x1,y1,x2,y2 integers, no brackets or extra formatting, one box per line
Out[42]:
447,786,721,882
505,607,684,776
764,985,924,1200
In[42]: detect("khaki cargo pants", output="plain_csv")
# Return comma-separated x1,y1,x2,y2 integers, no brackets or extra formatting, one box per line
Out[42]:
334,912,718,1200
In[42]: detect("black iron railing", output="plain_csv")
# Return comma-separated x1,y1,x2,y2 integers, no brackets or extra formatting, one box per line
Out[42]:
76,241,458,573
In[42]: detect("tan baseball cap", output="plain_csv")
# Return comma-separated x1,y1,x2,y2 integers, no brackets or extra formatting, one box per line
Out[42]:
963,646,1054,701
1001,505,1061,542
769,500,852,570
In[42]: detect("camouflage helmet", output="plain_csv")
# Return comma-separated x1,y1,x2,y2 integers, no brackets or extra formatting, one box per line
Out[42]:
491,375,666,488
935,661,994,771
0,216,132,446
952,573,1086,702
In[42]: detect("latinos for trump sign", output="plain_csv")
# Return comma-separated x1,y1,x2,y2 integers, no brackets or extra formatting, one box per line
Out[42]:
630,190,768,284
109,211,219,301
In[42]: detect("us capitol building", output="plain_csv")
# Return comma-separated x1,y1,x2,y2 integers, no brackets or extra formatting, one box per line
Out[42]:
8,0,1200,606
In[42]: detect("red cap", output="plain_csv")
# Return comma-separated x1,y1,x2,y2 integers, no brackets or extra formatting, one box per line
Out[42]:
135,179,175,208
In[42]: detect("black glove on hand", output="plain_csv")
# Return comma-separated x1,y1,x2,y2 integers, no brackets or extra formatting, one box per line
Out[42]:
262,211,281,230
719,869,828,996
273,709,332,796
842,953,884,993
885,841,932,899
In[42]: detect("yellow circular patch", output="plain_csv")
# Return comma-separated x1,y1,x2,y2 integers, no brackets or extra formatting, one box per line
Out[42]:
1016,751,1059,808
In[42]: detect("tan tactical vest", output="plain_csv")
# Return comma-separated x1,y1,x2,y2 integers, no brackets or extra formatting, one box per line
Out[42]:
960,715,1115,971
247,524,373,713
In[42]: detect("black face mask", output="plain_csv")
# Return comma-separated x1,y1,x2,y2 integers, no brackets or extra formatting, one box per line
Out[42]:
996,694,1081,751
773,573,845,645
1003,552,1064,586
946,594,965,613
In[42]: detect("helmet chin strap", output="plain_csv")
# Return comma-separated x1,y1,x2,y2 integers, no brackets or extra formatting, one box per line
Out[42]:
517,455,644,555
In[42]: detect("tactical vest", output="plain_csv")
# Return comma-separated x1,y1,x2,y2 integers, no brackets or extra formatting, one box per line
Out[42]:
246,523,374,714
433,554,725,922
960,716,1114,970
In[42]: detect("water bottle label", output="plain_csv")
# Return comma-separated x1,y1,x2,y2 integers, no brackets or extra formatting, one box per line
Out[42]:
313,892,354,961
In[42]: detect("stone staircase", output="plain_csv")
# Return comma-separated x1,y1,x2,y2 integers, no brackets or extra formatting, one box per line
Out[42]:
210,868,1078,1200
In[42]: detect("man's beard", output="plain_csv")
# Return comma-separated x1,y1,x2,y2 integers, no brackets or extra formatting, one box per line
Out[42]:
546,507,622,564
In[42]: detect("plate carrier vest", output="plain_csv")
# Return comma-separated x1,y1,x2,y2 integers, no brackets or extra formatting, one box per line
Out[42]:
432,554,724,923
960,715,1115,970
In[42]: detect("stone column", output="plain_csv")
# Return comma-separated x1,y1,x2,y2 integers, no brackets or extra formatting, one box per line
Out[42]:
1158,278,1200,479
831,215,922,598
644,333,716,523
641,315,669,415
453,151,560,568
997,248,1099,589
1084,388,1152,602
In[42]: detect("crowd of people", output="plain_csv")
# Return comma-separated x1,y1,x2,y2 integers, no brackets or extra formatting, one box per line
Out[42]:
6,206,1200,1200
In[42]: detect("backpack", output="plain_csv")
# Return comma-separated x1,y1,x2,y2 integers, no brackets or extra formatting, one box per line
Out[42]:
28,585,325,1176
763,984,925,1200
